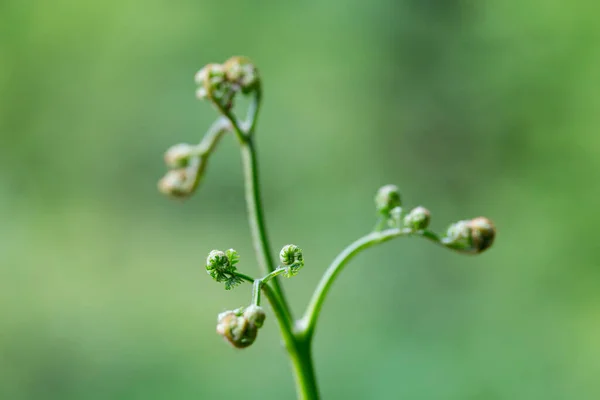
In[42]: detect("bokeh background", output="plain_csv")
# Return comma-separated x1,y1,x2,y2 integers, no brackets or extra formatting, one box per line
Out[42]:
2,1,599,399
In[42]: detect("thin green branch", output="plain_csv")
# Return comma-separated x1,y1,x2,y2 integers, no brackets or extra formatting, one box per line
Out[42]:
251,268,286,307
234,272,293,343
240,139,292,320
262,267,286,283
252,279,262,306
196,117,231,154
299,228,414,339
233,271,256,284
211,102,245,142
246,85,262,134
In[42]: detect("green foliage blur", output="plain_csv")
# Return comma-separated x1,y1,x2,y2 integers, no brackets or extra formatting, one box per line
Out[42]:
1,1,599,399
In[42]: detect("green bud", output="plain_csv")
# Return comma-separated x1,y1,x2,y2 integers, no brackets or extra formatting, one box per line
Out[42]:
164,143,195,168
443,217,495,254
206,250,230,273
444,220,471,247
403,206,431,231
279,244,304,277
375,184,402,215
205,249,242,289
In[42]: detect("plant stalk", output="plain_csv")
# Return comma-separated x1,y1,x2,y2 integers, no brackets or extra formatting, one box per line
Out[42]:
300,228,412,339
239,137,321,398
239,138,291,318
288,337,320,400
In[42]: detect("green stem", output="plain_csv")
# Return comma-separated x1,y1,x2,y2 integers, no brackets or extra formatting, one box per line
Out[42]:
287,337,320,400
227,81,318,399
252,279,262,306
250,269,285,306
238,132,320,398
239,139,291,318
300,228,413,339
234,272,294,345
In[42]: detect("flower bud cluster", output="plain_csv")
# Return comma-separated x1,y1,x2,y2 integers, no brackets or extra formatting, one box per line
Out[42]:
216,305,266,349
206,249,243,290
374,185,431,232
195,56,260,110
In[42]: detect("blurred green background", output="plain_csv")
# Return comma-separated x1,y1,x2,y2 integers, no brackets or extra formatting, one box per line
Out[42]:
1,0,599,399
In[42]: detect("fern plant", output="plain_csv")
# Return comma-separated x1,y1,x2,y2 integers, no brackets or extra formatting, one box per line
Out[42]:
158,56,496,399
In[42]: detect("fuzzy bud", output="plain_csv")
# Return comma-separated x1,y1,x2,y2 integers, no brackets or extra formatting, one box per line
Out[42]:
164,143,195,168
194,64,226,101
403,206,431,231
216,310,257,349
157,169,194,198
279,244,304,277
205,249,242,289
375,184,402,215
206,250,230,273
223,56,259,94
443,217,495,254
194,63,225,86
243,305,266,328
468,217,495,253
216,305,266,349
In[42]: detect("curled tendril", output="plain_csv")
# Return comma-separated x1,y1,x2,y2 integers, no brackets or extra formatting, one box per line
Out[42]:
442,217,496,254
158,118,230,200
206,249,243,290
279,244,304,277
216,305,266,349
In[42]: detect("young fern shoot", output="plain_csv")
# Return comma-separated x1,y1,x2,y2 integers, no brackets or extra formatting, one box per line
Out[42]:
157,56,496,400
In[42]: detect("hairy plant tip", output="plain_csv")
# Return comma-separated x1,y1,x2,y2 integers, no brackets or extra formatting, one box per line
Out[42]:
469,217,496,253
404,206,431,231
158,155,207,199
195,57,259,111
164,143,195,168
216,310,256,348
243,305,266,328
157,168,196,198
442,217,496,254
216,306,265,348
223,56,260,94
194,63,225,100
279,244,304,277
375,184,402,215
206,249,243,289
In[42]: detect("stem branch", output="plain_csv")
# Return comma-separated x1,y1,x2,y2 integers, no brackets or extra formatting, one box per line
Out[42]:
240,139,292,319
300,228,413,339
